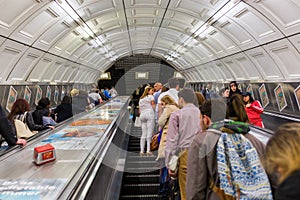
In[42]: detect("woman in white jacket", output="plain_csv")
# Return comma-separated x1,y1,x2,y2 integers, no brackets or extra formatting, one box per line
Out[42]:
138,86,155,156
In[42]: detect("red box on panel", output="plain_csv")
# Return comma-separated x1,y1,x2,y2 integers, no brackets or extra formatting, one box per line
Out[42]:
33,144,56,165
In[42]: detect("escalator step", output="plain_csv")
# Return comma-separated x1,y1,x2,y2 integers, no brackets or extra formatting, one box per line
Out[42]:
126,160,158,168
125,167,160,174
120,194,159,199
121,183,160,195
123,174,160,184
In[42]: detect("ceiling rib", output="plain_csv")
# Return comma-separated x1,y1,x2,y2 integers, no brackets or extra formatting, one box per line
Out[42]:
148,0,171,56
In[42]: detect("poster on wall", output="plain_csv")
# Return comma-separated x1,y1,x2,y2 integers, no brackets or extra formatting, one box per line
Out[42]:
46,86,51,100
6,86,18,112
294,85,300,111
67,85,70,95
246,84,254,99
259,84,269,108
54,86,59,104
24,86,32,104
237,83,242,93
35,86,42,105
61,86,65,101
274,84,287,112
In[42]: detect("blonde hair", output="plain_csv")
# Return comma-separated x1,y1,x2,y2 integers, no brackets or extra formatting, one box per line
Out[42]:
140,86,153,99
264,123,300,183
70,89,79,97
161,95,178,107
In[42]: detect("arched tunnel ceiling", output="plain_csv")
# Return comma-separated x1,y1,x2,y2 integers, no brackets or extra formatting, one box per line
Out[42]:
0,0,300,84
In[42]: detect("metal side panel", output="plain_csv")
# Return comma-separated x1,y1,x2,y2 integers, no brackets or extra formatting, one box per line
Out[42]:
0,96,129,200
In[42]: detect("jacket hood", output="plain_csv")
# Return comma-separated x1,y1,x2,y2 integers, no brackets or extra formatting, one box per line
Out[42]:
210,120,250,134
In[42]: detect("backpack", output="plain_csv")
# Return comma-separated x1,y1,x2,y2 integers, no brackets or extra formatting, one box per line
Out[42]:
213,132,273,200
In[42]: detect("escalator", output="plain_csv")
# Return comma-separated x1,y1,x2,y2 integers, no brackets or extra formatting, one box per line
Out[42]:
120,126,161,199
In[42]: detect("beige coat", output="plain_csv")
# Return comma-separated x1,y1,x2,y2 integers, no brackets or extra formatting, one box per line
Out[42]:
156,104,179,160
186,129,273,200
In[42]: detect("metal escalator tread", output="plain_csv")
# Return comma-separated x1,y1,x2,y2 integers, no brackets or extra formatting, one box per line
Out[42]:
120,127,161,199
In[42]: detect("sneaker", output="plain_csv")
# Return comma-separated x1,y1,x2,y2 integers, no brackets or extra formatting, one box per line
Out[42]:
146,151,153,156
139,152,145,156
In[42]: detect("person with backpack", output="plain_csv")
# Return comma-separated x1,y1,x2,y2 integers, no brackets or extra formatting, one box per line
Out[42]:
186,99,274,200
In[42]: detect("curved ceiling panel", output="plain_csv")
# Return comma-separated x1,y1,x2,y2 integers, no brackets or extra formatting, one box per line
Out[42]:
0,0,299,84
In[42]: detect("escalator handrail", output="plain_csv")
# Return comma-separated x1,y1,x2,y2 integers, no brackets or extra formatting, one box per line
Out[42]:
63,98,130,200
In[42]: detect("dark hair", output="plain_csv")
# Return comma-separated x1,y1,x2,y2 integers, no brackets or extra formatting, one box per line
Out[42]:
7,99,30,121
200,99,227,122
178,88,197,104
229,81,242,97
168,78,179,88
219,87,229,96
229,81,237,86
38,97,50,108
227,93,249,122
61,95,71,104
242,92,254,103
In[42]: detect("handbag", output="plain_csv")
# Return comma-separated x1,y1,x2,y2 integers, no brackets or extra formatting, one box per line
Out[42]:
134,116,141,127
14,112,35,139
169,177,181,200
151,117,170,152
150,130,160,151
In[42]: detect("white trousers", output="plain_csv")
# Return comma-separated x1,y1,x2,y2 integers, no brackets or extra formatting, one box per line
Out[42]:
139,109,155,152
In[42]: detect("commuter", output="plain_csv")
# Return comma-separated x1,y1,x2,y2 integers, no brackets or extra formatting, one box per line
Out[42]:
32,97,51,125
219,87,230,103
242,92,264,128
53,95,73,123
229,80,242,97
264,123,300,200
156,95,179,197
71,89,90,115
194,91,205,109
186,99,274,200
0,104,26,147
42,109,57,126
158,78,179,118
153,82,163,104
165,88,201,200
99,90,109,101
88,89,102,106
227,93,249,123
103,87,112,99
129,85,143,122
154,82,163,131
161,85,169,93
109,86,118,97
138,86,155,156
201,82,213,100
8,99,55,132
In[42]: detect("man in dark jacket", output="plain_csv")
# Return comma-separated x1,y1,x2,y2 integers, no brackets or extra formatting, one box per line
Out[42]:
32,97,50,125
0,105,26,147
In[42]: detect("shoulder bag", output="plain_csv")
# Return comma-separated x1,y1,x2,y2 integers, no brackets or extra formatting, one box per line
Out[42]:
150,117,169,151
14,112,35,139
